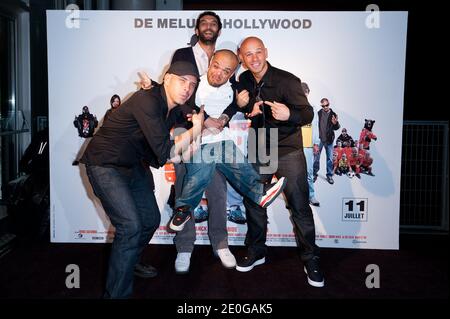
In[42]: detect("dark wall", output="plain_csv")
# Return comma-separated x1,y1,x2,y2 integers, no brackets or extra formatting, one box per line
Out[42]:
29,0,55,134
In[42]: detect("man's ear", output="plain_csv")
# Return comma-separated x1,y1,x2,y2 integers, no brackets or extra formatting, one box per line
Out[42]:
238,52,243,62
164,73,170,83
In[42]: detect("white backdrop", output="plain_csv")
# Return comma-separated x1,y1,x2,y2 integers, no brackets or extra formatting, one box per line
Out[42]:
47,10,407,249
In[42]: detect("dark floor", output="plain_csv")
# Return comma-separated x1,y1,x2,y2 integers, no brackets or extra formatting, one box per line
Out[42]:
0,234,448,301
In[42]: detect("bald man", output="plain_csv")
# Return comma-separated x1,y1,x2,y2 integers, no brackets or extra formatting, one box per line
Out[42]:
235,36,324,288
169,50,286,274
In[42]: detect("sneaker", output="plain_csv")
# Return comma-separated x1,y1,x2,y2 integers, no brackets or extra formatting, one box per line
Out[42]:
304,256,325,287
216,248,236,269
175,252,191,274
355,173,361,179
236,253,265,272
368,171,375,176
326,175,334,184
309,197,320,207
134,262,158,278
194,206,208,223
227,205,246,224
259,177,287,208
169,205,192,232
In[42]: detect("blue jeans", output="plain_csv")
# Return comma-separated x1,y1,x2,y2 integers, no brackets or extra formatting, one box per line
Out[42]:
303,147,315,199
227,181,243,207
175,141,264,211
313,141,334,177
86,164,160,299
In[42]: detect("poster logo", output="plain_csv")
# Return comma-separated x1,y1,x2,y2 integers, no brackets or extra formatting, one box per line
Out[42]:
342,198,368,222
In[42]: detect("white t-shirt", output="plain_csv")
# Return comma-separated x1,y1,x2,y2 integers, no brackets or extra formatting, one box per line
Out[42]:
195,74,234,145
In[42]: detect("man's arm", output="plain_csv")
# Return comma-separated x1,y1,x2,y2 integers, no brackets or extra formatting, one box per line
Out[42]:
220,82,249,122
331,112,340,130
173,106,204,157
133,96,174,167
283,76,313,126
134,96,204,167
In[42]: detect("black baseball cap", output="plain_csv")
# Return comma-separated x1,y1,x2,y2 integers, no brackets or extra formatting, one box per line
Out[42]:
166,61,199,80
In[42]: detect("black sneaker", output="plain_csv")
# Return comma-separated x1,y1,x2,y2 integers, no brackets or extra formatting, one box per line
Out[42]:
304,256,325,287
326,175,334,184
169,206,192,232
134,262,158,278
309,197,320,207
259,177,287,208
236,253,265,272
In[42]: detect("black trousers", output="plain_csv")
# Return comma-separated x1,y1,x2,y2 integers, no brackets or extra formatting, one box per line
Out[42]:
243,149,320,262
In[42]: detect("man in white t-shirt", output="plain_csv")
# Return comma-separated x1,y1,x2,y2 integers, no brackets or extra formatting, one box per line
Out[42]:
168,50,286,273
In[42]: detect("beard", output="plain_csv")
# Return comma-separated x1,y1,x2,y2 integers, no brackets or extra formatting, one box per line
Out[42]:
198,30,219,45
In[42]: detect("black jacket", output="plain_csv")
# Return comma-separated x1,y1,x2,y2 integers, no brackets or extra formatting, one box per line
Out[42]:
317,108,340,144
238,62,313,157
74,113,98,138
81,86,176,169
336,133,354,147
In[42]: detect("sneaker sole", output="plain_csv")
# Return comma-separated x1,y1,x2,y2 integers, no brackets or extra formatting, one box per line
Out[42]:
236,257,265,272
169,215,191,232
175,268,189,275
260,178,287,208
228,218,247,224
303,267,325,288
134,271,158,279
221,262,236,269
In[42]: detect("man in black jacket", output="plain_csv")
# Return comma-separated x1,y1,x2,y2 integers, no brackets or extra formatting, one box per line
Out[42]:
336,128,354,148
80,61,203,299
74,106,98,138
313,98,340,184
235,36,324,288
